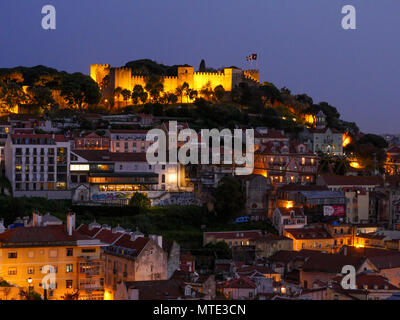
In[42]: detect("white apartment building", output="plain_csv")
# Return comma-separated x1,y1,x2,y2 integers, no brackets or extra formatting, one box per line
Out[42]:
69,150,188,204
5,133,71,199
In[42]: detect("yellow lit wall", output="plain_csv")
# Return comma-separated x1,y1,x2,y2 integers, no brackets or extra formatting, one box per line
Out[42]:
0,245,104,300
90,64,260,102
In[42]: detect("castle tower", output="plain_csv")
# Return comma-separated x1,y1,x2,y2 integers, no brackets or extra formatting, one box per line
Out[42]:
316,110,327,129
90,64,110,84
111,67,132,91
177,66,194,88
243,69,260,83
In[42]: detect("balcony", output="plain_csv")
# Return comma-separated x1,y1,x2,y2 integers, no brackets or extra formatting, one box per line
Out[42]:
79,282,104,291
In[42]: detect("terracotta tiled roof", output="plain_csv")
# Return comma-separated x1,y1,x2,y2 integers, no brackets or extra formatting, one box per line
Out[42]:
285,227,332,240
276,207,305,217
368,255,400,270
302,254,366,273
250,233,291,241
0,225,91,245
254,129,287,140
333,273,399,290
221,276,256,289
11,133,68,143
320,175,383,186
269,250,329,264
237,265,278,275
76,224,101,237
309,127,341,134
278,184,329,192
339,245,398,258
93,229,124,245
113,235,150,256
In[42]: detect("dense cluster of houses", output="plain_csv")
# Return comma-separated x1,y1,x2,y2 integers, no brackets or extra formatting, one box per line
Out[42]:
2,110,400,300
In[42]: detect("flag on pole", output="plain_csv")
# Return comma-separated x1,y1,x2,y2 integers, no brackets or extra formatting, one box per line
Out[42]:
246,53,258,61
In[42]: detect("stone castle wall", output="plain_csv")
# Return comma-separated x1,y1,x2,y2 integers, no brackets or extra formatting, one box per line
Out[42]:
90,64,260,97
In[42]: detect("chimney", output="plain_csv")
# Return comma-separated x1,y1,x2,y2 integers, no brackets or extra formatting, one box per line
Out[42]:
112,225,125,234
149,234,163,248
32,211,42,227
23,216,30,227
66,213,76,236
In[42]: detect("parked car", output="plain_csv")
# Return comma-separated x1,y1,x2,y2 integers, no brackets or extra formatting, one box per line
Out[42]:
234,216,250,224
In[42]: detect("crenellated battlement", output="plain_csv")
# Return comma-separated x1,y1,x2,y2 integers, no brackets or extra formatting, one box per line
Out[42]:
92,63,110,68
92,62,261,101
194,71,225,77
90,64,111,83
112,67,131,72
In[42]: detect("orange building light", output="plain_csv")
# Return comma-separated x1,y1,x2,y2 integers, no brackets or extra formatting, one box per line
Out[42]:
343,133,352,147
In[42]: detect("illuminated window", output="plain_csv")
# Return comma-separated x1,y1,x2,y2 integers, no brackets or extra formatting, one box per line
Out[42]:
8,268,17,275
70,164,90,171
66,280,73,289
66,264,73,273
8,252,17,259
56,182,67,190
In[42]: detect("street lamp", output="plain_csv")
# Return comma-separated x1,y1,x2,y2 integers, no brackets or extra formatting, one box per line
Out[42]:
27,277,33,297
280,286,286,295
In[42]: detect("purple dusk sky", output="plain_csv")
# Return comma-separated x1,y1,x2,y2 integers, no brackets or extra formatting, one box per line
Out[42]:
0,0,399,134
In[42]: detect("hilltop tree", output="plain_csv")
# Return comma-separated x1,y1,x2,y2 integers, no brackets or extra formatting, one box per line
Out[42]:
200,81,213,101
60,73,101,112
199,59,206,72
131,85,146,105
113,87,122,101
26,86,55,112
214,85,225,102
0,81,26,111
259,82,281,104
34,74,62,89
121,89,131,106
129,192,151,213
0,71,24,84
166,93,178,104
145,75,164,102
214,176,245,221
188,89,198,102
176,82,190,103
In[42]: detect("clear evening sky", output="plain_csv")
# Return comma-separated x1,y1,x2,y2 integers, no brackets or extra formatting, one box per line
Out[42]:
0,0,399,134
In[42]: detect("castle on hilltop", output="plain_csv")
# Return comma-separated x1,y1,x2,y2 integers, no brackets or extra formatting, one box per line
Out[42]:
90,63,260,99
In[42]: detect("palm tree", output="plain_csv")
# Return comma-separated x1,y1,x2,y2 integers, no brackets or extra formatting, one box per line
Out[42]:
145,75,164,102
200,81,213,101
121,89,131,106
113,87,123,105
175,82,190,103
131,85,144,105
